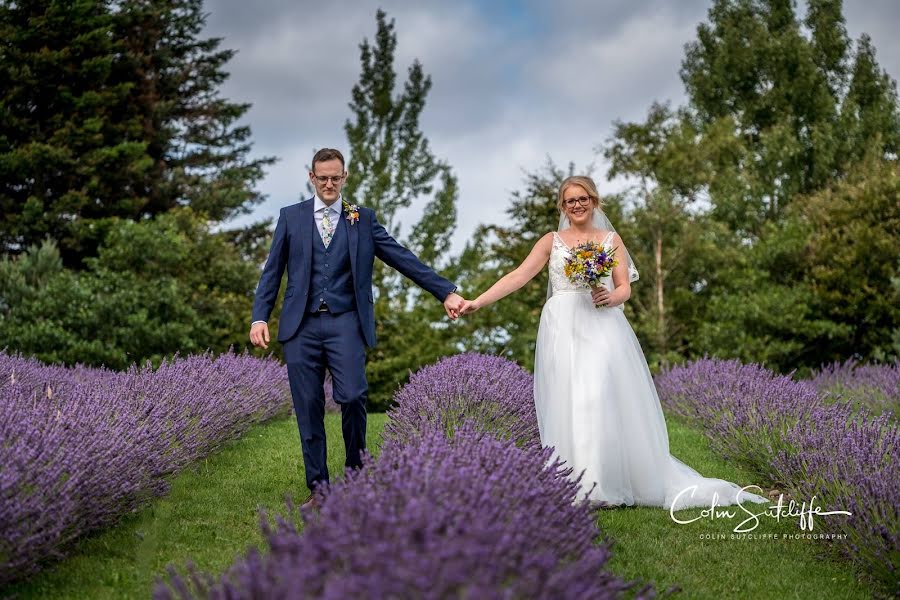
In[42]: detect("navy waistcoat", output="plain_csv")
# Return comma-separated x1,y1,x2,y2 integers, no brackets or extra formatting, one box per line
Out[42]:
305,215,355,313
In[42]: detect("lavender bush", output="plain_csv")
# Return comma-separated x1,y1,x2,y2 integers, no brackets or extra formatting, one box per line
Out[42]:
808,359,899,416
772,403,899,592
655,358,821,482
156,424,655,600
385,352,539,449
656,358,899,593
0,350,291,585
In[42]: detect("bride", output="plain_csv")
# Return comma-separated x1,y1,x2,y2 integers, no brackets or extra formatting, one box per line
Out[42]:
460,175,769,511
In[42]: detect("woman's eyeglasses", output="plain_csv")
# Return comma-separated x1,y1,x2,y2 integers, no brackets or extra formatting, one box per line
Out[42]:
563,195,592,208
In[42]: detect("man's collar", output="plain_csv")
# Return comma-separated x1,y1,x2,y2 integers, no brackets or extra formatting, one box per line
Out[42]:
314,194,342,213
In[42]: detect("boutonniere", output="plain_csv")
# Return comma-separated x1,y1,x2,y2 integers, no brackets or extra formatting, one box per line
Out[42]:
343,200,360,225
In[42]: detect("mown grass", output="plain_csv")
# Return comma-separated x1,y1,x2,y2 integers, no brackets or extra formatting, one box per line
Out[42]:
4,413,389,600
4,412,875,599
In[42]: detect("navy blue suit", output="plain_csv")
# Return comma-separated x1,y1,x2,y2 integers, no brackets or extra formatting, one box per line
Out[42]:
252,198,456,492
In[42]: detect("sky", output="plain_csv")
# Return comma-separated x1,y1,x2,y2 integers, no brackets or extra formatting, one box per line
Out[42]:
203,0,900,255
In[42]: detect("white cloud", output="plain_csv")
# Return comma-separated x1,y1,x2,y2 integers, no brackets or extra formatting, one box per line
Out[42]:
209,0,900,259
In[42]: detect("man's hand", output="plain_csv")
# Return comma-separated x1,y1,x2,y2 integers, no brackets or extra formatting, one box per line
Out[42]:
443,292,466,320
250,322,270,349
591,285,611,307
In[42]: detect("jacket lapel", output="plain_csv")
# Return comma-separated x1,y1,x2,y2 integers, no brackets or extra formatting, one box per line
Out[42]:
344,202,358,279
301,198,314,265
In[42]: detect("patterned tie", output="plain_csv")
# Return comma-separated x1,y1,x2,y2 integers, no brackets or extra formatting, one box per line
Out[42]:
321,207,335,248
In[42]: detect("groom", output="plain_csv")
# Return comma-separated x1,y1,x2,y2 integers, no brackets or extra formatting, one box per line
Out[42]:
249,148,465,505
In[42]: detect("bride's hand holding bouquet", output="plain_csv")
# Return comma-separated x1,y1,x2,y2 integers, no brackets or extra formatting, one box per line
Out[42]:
563,241,618,308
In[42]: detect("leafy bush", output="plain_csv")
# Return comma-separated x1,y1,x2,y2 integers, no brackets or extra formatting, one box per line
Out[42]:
0,210,262,370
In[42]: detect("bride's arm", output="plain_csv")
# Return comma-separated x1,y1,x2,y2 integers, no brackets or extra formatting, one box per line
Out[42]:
465,233,553,312
595,233,632,307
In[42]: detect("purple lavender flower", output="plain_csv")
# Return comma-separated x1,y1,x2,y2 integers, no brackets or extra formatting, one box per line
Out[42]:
656,358,899,593
0,350,291,585
771,402,899,591
385,352,539,449
155,424,655,600
808,359,899,416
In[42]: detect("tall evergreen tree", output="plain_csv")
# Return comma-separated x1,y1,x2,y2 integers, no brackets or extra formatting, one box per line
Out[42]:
116,0,273,222
341,10,460,409
0,0,146,263
0,0,273,266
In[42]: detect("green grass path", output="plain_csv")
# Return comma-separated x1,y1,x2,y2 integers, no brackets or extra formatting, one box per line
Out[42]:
4,412,873,599
5,414,389,600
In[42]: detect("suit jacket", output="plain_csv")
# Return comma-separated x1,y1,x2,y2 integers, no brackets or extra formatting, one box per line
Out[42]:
251,198,457,348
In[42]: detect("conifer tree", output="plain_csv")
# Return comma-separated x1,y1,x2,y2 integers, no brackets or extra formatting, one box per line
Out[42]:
0,0,273,266
341,10,460,409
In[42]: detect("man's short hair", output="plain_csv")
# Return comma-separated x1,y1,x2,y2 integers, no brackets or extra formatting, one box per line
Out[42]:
312,148,345,171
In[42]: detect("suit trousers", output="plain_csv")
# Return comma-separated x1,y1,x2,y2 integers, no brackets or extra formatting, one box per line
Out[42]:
283,309,368,493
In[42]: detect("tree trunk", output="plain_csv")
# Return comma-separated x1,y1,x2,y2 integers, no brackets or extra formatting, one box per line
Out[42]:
655,233,666,354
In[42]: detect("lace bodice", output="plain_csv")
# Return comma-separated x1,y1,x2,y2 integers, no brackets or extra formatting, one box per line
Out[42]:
548,231,615,296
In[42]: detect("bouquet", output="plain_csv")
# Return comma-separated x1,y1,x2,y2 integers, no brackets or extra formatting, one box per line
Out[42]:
563,241,618,308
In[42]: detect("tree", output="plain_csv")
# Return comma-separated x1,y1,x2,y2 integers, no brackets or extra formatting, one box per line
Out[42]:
0,209,260,369
449,161,572,370
793,155,899,363
0,0,147,264
838,34,900,166
604,103,728,367
604,0,899,370
341,10,461,409
0,0,274,267
679,0,899,235
688,157,900,371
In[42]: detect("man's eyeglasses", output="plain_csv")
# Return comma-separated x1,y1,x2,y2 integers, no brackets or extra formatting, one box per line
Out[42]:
314,175,345,185
563,195,593,208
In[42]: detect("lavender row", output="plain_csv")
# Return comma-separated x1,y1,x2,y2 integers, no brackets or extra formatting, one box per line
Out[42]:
0,351,292,585
655,358,899,593
157,353,656,599
385,351,540,448
156,424,654,599
808,359,900,416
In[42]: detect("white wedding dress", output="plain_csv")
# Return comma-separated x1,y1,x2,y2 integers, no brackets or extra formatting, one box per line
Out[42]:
533,231,769,511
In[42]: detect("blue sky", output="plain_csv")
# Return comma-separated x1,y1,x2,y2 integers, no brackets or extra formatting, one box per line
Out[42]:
203,0,900,255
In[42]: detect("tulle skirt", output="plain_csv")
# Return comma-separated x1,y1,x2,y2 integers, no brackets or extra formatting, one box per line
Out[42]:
533,290,768,511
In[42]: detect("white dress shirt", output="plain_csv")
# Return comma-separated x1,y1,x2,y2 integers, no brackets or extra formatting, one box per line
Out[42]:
314,194,343,242
251,195,342,326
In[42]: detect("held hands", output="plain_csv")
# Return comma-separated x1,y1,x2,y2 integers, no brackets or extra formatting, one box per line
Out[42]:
249,322,270,349
444,293,482,319
443,292,467,320
459,298,481,315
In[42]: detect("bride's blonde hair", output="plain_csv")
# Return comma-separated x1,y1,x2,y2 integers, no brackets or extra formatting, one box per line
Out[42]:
557,176,605,213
